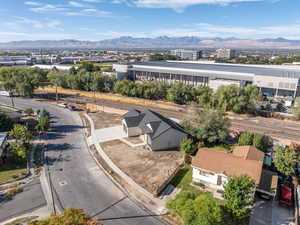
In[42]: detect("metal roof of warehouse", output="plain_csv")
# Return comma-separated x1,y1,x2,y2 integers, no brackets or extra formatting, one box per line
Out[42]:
129,61,300,78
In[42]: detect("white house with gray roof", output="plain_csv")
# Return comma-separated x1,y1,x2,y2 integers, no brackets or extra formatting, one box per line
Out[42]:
122,109,188,151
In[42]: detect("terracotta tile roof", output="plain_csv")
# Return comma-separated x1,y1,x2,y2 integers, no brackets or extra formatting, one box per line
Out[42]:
192,147,264,184
232,145,265,161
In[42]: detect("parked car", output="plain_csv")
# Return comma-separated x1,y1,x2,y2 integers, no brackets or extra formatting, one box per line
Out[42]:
278,184,293,207
256,192,273,201
57,103,67,108
66,104,76,111
0,91,10,97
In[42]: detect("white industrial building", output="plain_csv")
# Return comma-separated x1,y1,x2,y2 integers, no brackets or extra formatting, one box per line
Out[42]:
113,61,300,98
170,49,202,60
216,48,236,59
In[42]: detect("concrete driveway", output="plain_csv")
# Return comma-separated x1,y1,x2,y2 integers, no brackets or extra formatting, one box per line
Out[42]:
250,197,294,225
94,126,127,143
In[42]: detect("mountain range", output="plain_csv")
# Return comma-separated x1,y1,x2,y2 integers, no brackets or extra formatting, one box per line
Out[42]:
1,36,300,49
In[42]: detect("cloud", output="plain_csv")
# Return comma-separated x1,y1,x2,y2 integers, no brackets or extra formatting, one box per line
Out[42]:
82,8,97,12
69,1,88,7
0,32,28,36
24,1,42,6
152,22,300,39
82,0,102,2
6,17,63,31
29,4,67,12
65,8,112,17
134,0,265,12
0,32,76,42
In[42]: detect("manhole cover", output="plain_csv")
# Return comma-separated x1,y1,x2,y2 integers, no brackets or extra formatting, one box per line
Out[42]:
59,181,67,186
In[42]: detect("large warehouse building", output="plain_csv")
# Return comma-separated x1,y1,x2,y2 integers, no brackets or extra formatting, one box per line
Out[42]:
113,61,300,98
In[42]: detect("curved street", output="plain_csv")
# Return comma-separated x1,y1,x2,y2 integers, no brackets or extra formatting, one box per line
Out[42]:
0,96,166,225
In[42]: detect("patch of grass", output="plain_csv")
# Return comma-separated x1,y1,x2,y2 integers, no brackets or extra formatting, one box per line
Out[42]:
0,106,16,113
207,144,232,152
170,165,192,188
0,163,27,184
170,165,202,195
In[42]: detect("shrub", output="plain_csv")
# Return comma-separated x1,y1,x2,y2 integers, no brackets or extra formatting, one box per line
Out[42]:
6,187,23,197
180,138,197,155
24,108,34,116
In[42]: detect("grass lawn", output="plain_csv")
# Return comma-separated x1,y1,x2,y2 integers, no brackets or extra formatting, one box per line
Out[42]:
170,165,202,195
0,106,16,113
207,144,232,152
0,164,27,184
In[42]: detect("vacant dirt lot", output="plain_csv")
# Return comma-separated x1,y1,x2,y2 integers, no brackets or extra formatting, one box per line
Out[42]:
101,140,184,193
89,111,122,129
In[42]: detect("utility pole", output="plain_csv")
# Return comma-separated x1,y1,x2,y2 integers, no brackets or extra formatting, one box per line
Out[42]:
9,92,15,108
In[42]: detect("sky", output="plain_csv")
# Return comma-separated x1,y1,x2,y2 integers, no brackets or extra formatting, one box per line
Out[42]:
0,0,299,42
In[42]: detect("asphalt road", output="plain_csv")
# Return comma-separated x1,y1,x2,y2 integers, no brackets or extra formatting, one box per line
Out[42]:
0,178,46,223
0,96,166,225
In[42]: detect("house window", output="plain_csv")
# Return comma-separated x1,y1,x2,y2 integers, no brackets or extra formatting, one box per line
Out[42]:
199,170,214,177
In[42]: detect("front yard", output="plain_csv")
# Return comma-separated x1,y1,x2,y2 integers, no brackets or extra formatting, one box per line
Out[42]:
89,111,122,129
0,163,27,184
101,139,184,194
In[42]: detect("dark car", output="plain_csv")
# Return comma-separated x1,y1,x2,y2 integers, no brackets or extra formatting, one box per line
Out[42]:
278,184,293,207
66,104,76,111
256,192,273,201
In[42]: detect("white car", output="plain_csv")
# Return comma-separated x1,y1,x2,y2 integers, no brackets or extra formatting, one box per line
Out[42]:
0,91,10,97
57,103,67,108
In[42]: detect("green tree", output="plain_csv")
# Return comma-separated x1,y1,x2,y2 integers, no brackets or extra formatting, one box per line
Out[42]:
167,191,223,225
36,116,50,135
29,208,102,225
215,85,241,112
166,82,196,104
293,97,300,120
180,138,196,155
238,132,272,152
198,86,213,108
223,175,255,222
190,109,230,145
79,61,96,72
47,71,64,103
273,145,298,176
238,132,254,146
252,133,272,152
9,142,28,162
0,67,47,97
9,124,33,144
149,54,179,61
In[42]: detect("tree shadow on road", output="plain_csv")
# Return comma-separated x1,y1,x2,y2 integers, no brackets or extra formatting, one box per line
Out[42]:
51,125,85,133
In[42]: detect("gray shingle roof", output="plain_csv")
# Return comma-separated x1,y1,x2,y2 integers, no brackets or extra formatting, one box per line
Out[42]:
123,108,187,139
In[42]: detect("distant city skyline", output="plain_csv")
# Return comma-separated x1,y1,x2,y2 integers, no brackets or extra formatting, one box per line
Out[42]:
0,0,299,42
